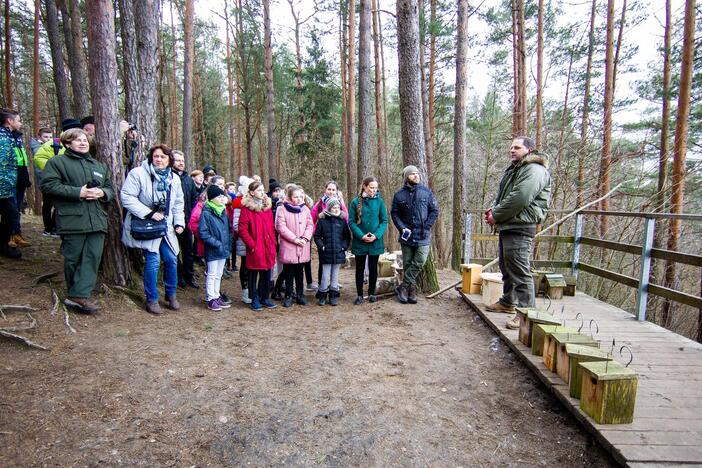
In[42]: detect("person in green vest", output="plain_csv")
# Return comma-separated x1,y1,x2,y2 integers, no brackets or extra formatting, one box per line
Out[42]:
348,176,388,305
40,128,115,313
34,119,83,237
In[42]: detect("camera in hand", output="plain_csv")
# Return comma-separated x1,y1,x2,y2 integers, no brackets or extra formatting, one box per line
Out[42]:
152,198,168,214
86,179,101,189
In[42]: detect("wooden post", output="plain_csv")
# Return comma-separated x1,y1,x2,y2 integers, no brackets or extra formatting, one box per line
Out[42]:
571,214,583,279
463,213,472,264
635,217,655,321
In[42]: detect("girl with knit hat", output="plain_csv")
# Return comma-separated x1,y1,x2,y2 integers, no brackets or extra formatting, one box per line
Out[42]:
198,185,232,311
313,197,351,306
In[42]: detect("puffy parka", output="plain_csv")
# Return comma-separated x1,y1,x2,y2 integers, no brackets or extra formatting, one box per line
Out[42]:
198,203,232,262
238,194,277,270
275,202,313,264
314,213,351,264
390,183,439,247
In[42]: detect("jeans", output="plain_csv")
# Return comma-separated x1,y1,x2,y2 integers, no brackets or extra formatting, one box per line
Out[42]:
247,269,271,302
498,230,535,308
143,241,178,303
205,258,226,301
282,263,304,296
401,244,430,286
320,264,340,293
355,254,379,296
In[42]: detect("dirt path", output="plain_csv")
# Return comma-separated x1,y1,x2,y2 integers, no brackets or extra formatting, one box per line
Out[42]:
0,217,615,466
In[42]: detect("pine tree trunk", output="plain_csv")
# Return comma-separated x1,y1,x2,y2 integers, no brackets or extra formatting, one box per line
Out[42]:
182,0,194,166
4,0,12,108
263,0,277,180
65,0,90,117
32,0,41,134
288,0,305,144
118,0,139,130
169,0,179,150
452,0,468,271
662,0,696,328
598,0,615,236
371,0,386,186
340,6,349,191
346,0,357,193
612,0,627,95
134,0,160,152
357,0,371,183
225,0,236,178
511,0,527,136
86,0,132,286
43,0,70,122
535,0,544,149
576,0,596,208
396,0,437,293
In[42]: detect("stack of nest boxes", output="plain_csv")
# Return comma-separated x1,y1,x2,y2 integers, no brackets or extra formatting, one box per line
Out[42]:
347,251,401,296
518,307,638,424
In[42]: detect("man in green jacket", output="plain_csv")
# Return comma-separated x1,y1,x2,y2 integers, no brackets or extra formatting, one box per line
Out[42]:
40,128,115,313
485,136,551,330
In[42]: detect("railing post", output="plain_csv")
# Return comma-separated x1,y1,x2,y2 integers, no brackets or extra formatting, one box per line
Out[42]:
571,214,583,279
463,213,472,263
635,217,655,321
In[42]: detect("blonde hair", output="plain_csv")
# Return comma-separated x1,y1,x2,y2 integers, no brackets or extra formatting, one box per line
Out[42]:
60,128,88,147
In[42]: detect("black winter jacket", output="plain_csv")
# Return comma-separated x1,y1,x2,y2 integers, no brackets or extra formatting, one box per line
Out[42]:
314,214,351,265
198,204,232,262
390,183,439,247
176,169,197,222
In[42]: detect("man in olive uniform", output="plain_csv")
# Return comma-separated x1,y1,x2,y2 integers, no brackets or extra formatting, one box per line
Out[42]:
485,136,551,330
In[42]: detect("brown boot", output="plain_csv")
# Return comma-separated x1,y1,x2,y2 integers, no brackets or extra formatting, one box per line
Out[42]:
10,234,30,248
146,301,163,315
64,296,99,313
395,282,409,304
407,284,418,304
164,295,180,310
486,302,515,313
506,315,521,330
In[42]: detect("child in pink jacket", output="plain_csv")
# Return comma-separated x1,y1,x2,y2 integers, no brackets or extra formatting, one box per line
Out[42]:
275,184,313,307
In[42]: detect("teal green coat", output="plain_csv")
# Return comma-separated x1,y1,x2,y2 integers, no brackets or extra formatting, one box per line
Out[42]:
349,195,388,256
40,149,115,234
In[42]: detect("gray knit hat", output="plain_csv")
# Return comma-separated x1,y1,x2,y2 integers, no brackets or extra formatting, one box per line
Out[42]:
403,165,419,181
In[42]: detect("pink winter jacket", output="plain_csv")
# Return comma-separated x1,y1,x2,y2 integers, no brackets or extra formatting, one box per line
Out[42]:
275,202,313,264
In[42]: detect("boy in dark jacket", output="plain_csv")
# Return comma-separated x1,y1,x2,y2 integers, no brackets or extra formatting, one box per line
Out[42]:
313,198,351,306
198,185,232,311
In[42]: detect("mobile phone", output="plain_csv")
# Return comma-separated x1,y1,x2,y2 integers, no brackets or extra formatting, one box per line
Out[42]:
401,229,412,241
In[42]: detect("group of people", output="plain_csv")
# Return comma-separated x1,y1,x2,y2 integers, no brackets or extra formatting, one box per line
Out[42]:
1,105,550,330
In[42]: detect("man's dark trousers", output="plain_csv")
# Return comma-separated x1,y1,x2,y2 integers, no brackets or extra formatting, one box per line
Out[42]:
61,232,105,298
177,227,195,284
497,229,535,308
0,197,18,245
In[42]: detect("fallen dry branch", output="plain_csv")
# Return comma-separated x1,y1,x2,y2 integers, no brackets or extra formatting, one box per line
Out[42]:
63,305,76,334
112,285,145,306
50,290,60,316
0,305,38,314
2,313,37,333
32,271,60,286
0,329,49,351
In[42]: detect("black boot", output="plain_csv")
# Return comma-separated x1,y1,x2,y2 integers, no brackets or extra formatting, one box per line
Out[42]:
329,289,339,306
407,284,418,304
296,289,307,305
395,282,409,304
316,290,327,306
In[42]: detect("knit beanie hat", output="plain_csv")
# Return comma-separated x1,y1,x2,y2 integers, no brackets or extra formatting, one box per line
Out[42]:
207,184,226,200
61,118,82,131
327,197,340,211
238,176,254,196
403,165,419,181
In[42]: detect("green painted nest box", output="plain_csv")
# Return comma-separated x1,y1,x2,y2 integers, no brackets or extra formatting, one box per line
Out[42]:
543,332,599,374
543,274,567,300
531,324,578,356
531,269,553,295
516,308,561,347
579,360,638,424
566,344,613,399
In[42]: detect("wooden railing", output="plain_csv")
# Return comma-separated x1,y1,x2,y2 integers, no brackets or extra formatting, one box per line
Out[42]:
463,210,702,322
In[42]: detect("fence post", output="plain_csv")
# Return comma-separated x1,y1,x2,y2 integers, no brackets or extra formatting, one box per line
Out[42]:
463,213,472,264
571,214,583,279
635,217,655,321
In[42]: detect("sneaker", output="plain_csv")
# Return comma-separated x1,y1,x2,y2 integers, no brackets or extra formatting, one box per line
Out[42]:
145,301,163,315
208,298,223,311
395,283,409,304
486,302,516,313
241,288,252,304
306,282,318,292
407,284,418,304
353,296,364,305
220,293,233,305
283,296,293,308
296,294,307,305
261,299,278,309
250,298,263,311
42,231,53,237
217,297,232,309
65,296,99,313
368,295,377,303
506,315,521,330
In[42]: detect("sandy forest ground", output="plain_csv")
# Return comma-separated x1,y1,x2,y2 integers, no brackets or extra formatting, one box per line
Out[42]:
0,216,616,466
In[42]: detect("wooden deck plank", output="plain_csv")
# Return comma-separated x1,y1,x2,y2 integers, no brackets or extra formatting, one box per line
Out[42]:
459,290,702,467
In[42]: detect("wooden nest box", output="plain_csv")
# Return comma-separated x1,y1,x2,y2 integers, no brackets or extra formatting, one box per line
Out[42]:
531,323,578,356
515,308,560,347
460,263,483,294
543,332,598,373
566,344,613,399
542,273,567,300
564,275,577,296
579,360,638,424
531,269,553,295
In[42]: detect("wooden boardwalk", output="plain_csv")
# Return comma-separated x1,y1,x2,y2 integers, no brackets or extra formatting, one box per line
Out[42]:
458,290,702,467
